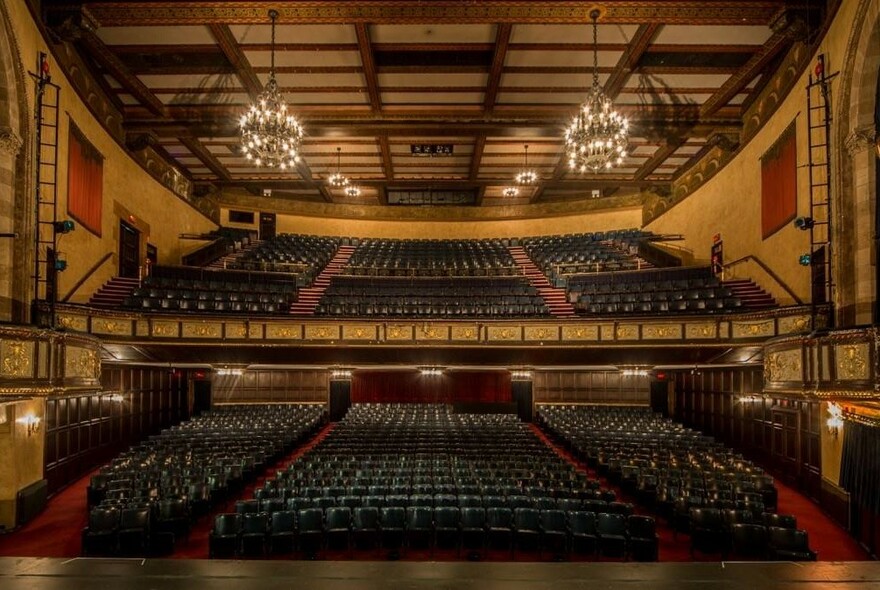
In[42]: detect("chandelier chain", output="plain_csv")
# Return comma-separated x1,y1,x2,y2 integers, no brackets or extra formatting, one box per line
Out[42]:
592,13,599,89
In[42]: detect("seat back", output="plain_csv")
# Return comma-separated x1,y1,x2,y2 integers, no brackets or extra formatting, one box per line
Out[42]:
406,506,433,529
627,514,656,538
297,507,324,533
213,513,242,535
326,506,352,529
270,510,296,533
460,506,486,528
380,506,406,528
540,509,567,532
242,512,270,534
597,512,627,535
353,506,380,529
434,506,460,528
514,507,540,531
569,510,597,535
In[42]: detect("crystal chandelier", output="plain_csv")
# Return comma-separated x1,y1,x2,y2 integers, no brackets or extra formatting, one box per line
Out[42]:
514,144,538,185
503,187,519,198
345,185,361,198
240,9,304,170
564,9,629,173
326,147,349,187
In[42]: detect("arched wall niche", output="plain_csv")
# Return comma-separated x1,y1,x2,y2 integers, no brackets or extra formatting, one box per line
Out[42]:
0,0,33,323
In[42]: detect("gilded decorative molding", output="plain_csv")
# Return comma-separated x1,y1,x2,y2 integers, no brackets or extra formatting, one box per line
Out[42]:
92,318,131,336
343,325,376,340
249,324,264,339
732,320,774,338
227,322,248,339
836,343,870,381
182,322,220,338
686,323,716,339
65,346,100,380
151,322,178,337
1,341,33,378
0,127,23,157
136,321,151,337
267,324,300,339
777,315,810,334
562,325,599,341
305,325,338,340
416,324,448,341
386,325,413,341
450,326,478,341
57,314,88,332
615,325,639,340
524,326,558,341
764,348,802,383
643,324,682,340
487,326,521,342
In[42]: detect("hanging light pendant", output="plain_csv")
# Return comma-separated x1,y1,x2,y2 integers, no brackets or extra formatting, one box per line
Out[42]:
240,9,304,170
327,147,349,187
345,184,362,198
503,186,519,198
564,9,629,173
514,144,538,185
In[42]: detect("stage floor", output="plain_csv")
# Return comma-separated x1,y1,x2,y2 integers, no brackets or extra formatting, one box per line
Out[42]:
1,558,879,589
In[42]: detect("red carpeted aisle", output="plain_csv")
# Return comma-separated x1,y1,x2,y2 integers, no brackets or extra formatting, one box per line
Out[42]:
531,424,870,562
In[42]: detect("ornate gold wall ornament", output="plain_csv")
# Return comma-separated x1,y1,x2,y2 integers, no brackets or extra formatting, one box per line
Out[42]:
152,322,178,337
643,325,681,339
417,324,446,340
487,326,520,341
732,321,774,338
836,344,870,381
92,319,130,335
57,314,88,332
343,326,375,340
686,323,716,339
65,347,100,380
778,315,810,334
615,325,638,340
386,325,412,340
306,325,337,340
562,325,599,341
182,323,219,338
226,322,248,338
764,349,802,383
451,326,478,341
1,341,32,377
525,326,557,341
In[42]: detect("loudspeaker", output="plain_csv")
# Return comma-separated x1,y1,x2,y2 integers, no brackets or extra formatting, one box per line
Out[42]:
329,380,351,422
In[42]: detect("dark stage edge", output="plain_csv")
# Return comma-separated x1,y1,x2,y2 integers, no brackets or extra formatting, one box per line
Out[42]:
2,558,880,589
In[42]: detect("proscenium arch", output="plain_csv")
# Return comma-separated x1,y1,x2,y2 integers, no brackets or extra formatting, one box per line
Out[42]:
836,0,880,326
0,0,34,323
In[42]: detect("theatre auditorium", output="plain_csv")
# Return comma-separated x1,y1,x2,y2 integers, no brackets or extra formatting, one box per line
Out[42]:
0,1,878,588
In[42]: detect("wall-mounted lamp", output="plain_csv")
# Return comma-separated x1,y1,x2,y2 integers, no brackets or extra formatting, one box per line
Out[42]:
510,370,532,380
736,394,764,404
105,393,126,403
216,367,244,376
16,414,41,436
419,367,443,377
330,369,352,380
827,403,844,438
621,368,650,377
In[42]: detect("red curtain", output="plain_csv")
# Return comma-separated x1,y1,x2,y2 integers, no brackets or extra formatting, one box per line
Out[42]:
352,371,511,404
68,122,103,236
761,122,797,239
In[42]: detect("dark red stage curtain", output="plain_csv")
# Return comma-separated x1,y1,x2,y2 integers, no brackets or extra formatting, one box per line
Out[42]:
760,122,797,239
351,371,511,404
67,122,103,236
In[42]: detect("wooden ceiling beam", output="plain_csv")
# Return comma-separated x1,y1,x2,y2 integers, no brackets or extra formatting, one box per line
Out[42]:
179,137,231,182
633,138,686,181
355,23,382,112
469,135,486,182
700,32,790,117
78,31,167,116
484,23,512,113
208,23,263,100
378,135,394,180
604,23,660,100
530,152,570,203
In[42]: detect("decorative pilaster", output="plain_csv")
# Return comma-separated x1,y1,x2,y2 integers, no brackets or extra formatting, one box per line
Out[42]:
844,125,877,156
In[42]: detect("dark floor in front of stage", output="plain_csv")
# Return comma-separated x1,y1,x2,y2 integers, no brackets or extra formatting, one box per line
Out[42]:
2,558,880,589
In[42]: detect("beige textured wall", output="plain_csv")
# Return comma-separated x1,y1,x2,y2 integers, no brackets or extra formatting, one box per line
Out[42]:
222,206,643,240
645,0,862,307
0,398,45,529
4,1,217,305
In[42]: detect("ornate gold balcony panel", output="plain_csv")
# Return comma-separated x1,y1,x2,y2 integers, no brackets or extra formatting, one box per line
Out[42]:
764,327,880,400
49,303,815,367
0,326,103,395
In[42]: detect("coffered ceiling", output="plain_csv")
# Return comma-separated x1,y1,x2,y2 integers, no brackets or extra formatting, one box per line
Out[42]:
44,1,826,207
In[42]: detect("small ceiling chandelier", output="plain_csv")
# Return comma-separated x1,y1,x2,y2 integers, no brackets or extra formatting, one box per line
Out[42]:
345,184,362,198
503,186,519,198
240,9,304,170
564,9,629,173
326,147,349,187
514,144,538,185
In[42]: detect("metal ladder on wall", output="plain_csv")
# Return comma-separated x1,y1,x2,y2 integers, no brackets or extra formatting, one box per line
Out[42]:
31,53,61,326
805,54,837,329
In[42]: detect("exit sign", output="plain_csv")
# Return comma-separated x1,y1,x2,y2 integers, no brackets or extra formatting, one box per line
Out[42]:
411,144,453,156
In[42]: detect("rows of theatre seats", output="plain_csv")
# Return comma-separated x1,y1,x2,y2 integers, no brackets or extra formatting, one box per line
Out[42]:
208,404,659,560
228,234,340,284
123,275,297,314
344,238,520,277
315,277,551,318
81,404,325,557
567,266,742,315
523,230,652,279
538,405,816,561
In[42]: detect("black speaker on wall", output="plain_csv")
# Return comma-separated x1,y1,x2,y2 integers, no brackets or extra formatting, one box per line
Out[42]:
329,379,351,422
511,380,533,422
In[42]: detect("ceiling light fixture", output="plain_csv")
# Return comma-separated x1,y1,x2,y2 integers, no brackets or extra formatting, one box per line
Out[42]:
240,9,304,170
514,144,538,185
327,147,350,188
564,9,629,173
345,185,362,198
503,187,519,198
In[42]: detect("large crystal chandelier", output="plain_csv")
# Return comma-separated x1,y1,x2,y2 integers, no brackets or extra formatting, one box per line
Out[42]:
514,144,538,185
240,9,303,170
326,147,349,187
564,9,628,173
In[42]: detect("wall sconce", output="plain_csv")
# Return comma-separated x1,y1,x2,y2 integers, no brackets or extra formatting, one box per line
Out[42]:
330,369,352,380
736,394,764,404
621,368,650,377
16,414,41,436
216,367,244,376
510,370,532,380
827,403,844,438
105,393,126,403
419,367,443,377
